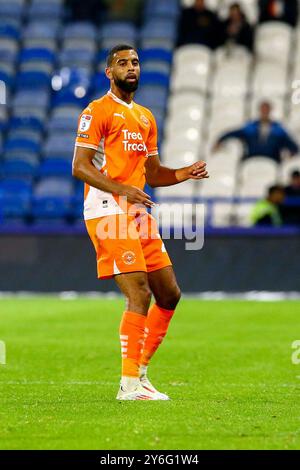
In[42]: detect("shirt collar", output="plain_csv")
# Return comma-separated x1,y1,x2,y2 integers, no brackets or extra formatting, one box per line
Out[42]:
107,89,133,109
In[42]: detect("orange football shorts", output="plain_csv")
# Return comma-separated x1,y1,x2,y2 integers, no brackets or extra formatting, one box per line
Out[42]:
85,212,172,279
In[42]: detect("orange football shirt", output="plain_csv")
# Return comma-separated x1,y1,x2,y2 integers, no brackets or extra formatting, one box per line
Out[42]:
74,90,158,220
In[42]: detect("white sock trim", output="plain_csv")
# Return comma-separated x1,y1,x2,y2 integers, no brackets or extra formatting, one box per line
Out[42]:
139,365,148,378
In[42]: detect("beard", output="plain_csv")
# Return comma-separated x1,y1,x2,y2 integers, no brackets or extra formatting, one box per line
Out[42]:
114,75,139,92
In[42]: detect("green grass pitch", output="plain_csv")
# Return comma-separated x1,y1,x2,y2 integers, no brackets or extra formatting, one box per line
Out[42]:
1,297,300,450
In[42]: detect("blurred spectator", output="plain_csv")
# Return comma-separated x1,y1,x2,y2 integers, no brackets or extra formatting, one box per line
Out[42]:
258,0,298,27
251,185,285,226
285,170,300,197
102,0,142,24
221,3,253,51
177,0,222,49
66,0,104,24
213,101,299,162
281,170,300,225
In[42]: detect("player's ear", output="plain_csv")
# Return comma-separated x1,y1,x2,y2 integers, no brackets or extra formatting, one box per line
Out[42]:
105,67,112,80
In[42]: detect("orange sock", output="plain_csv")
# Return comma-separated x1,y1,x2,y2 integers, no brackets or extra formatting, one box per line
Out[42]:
140,304,175,367
119,310,146,377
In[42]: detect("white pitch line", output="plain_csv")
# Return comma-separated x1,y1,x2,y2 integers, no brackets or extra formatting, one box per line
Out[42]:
0,381,299,388
0,291,300,300
0,380,116,386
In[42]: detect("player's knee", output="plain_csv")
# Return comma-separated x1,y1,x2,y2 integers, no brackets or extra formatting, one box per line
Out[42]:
169,286,181,309
138,284,152,307
126,280,152,313
157,286,181,310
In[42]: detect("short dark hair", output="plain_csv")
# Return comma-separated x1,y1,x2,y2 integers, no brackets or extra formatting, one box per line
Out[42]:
268,185,284,196
106,44,138,67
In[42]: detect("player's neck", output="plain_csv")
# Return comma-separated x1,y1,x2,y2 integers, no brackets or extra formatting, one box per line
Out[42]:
110,85,134,105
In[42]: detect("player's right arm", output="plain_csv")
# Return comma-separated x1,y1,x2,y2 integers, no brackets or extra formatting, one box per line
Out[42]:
72,147,153,207
73,102,153,208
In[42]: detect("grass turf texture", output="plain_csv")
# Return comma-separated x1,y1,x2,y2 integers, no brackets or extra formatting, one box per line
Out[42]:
0,298,300,450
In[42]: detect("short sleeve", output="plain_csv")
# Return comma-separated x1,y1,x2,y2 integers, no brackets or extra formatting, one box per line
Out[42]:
75,102,106,151
146,113,158,157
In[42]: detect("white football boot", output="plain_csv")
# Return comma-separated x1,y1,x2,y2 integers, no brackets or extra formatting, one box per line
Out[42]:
116,376,169,401
139,366,170,400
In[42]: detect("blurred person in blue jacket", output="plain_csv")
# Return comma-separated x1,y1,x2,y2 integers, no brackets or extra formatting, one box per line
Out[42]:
213,101,299,162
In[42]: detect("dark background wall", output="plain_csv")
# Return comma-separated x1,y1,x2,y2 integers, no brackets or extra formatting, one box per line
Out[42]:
0,234,299,292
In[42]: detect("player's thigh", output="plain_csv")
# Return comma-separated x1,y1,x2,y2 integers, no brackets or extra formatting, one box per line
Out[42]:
147,266,181,310
114,271,152,313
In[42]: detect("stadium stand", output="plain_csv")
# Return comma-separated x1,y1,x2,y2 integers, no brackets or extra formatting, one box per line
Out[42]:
0,0,300,228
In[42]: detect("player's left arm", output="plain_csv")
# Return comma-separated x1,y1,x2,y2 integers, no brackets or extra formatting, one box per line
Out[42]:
145,154,209,188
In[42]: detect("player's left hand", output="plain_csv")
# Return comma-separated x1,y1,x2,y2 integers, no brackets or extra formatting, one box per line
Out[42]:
186,161,209,180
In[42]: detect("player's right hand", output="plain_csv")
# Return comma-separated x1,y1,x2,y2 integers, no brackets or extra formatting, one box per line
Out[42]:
119,185,154,208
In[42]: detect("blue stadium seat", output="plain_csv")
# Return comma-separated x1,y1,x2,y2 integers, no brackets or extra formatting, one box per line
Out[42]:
11,107,47,128
4,137,41,155
32,177,73,219
31,196,72,219
96,49,108,68
0,63,15,89
140,71,170,88
52,67,91,92
43,133,75,160
140,19,177,50
50,103,81,118
92,72,109,95
62,37,96,53
52,88,89,107
0,21,21,40
58,48,95,68
27,1,64,22
16,70,52,89
62,22,97,41
99,22,137,46
139,48,172,75
0,159,37,179
3,150,40,166
23,21,61,40
48,104,81,132
20,47,56,64
23,38,57,52
34,177,74,198
12,90,50,109
38,159,72,178
139,48,173,63
0,178,32,219
0,38,19,63
0,1,25,22
47,113,78,133
135,86,169,110
144,0,180,20
7,129,42,147
10,115,44,133
71,182,84,219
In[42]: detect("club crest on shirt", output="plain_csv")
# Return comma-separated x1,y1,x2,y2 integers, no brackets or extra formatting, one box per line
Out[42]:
140,114,150,127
